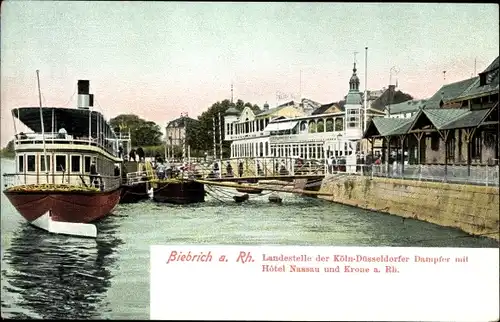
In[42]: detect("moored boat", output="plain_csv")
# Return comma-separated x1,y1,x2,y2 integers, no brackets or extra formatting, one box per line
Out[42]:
119,167,151,203
269,193,283,204
233,193,249,203
152,178,205,204
235,187,263,194
120,181,150,203
2,77,128,237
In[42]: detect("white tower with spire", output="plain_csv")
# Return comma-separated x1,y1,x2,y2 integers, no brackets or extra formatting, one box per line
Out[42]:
344,57,364,141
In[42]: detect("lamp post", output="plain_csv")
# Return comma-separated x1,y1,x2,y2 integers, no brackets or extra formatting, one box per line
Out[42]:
388,66,400,117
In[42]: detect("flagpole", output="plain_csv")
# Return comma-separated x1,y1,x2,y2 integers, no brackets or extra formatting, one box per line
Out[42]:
212,116,217,162
363,47,368,133
218,112,223,162
36,70,49,179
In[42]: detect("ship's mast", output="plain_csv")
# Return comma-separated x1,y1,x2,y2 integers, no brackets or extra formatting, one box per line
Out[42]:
212,116,217,162
182,113,187,164
218,112,223,162
36,70,49,178
363,47,368,134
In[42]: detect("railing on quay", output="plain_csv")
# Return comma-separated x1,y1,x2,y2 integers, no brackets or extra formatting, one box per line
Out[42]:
325,163,500,187
184,157,326,179
145,157,499,187
2,172,122,192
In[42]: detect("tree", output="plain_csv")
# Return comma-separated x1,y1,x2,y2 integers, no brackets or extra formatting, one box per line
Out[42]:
0,140,14,158
109,114,163,147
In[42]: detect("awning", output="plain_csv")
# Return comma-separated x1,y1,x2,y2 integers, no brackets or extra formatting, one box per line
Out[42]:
12,107,116,139
264,121,299,132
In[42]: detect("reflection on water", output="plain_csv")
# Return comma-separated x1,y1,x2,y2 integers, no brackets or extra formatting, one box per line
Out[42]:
1,218,123,319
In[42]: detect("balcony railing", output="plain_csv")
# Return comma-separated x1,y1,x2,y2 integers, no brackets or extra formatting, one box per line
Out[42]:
269,131,344,144
14,132,121,158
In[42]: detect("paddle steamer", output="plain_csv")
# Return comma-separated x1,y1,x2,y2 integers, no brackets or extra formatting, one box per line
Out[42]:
2,78,127,237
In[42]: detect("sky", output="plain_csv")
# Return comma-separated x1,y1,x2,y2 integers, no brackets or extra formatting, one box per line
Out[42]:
1,1,499,147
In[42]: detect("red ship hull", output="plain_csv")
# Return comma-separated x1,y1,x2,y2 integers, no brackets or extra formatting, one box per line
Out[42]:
3,188,122,223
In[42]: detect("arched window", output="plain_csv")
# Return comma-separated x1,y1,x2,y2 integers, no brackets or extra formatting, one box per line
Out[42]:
335,118,344,131
308,120,317,133
317,120,324,132
325,119,334,131
300,121,307,132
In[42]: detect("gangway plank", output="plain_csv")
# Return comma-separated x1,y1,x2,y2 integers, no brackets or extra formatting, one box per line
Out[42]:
194,179,333,197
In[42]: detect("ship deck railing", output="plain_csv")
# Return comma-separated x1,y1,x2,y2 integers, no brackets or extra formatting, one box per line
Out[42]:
2,172,122,192
125,171,154,185
14,132,120,157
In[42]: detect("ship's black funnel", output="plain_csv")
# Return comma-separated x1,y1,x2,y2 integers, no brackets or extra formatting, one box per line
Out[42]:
78,80,90,95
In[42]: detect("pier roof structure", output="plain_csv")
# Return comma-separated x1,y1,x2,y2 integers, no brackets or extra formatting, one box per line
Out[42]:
363,104,498,138
451,57,499,102
425,77,479,109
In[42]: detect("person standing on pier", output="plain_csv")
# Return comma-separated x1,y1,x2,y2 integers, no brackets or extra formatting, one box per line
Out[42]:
89,160,101,188
129,149,136,162
213,161,220,178
327,155,333,174
137,147,145,162
238,161,244,177
226,161,233,177
279,159,287,175
156,162,166,180
257,160,263,176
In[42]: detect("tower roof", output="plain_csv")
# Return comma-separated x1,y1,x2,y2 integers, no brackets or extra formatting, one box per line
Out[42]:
349,62,360,92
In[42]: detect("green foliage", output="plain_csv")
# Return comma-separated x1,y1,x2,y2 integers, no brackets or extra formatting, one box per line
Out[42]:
0,140,14,158
190,99,261,158
141,145,205,159
109,114,163,147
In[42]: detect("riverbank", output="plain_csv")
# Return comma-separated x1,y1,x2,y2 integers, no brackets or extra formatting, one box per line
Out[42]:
318,174,500,241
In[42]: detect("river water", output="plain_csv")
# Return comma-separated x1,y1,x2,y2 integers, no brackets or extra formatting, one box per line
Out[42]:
0,158,497,319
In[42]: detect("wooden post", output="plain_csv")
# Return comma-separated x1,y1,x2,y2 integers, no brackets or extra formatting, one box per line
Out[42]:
369,138,374,158
400,135,406,177
464,128,476,177
413,132,424,165
386,136,391,177
439,130,450,182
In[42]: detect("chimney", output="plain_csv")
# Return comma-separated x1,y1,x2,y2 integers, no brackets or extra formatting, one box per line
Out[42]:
77,80,90,109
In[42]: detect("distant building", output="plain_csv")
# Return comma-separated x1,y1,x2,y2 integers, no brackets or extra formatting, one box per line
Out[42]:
224,100,308,159
165,115,199,155
385,99,428,119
